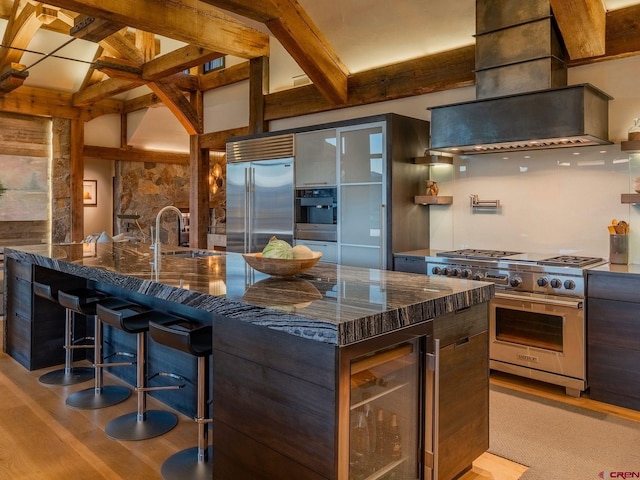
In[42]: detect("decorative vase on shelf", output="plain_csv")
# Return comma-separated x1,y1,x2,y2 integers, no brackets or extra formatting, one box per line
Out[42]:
425,180,439,196
629,118,640,141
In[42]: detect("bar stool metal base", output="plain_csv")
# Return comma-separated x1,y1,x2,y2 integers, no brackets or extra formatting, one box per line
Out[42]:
65,385,131,409
105,410,178,441
160,446,213,480
38,367,94,386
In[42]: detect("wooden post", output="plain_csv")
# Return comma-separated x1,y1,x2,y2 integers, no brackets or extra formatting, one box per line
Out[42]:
189,90,208,248
249,56,269,134
70,119,84,242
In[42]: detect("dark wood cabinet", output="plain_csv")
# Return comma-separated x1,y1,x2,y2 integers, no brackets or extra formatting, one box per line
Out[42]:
434,304,490,480
587,270,640,410
4,258,87,370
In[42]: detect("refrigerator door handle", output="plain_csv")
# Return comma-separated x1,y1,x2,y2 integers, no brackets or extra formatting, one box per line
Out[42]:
379,204,386,269
244,167,250,252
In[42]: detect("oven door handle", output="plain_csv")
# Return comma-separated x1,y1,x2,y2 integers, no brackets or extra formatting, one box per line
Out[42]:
494,291,583,309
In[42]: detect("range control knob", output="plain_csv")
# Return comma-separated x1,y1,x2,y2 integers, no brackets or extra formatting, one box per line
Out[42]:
550,278,562,289
442,268,450,276
564,279,576,290
537,277,548,287
461,269,472,278
431,266,441,275
451,268,460,277
510,277,522,288
473,272,484,281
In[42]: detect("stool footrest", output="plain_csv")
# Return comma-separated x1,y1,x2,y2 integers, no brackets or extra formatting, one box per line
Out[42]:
141,371,187,392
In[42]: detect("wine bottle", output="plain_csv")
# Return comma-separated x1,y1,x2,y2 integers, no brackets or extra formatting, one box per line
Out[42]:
388,413,402,461
374,408,387,468
351,411,371,476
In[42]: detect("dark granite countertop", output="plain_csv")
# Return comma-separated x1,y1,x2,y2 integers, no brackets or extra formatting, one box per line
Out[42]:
588,263,640,276
5,243,494,346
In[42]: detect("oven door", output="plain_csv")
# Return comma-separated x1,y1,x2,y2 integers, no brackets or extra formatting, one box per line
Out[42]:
489,291,585,381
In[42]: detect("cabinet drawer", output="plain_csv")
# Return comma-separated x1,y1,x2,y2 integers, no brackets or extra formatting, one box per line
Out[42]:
588,343,640,410
294,239,337,263
588,298,640,350
7,257,32,281
587,271,640,303
434,303,488,348
393,255,427,274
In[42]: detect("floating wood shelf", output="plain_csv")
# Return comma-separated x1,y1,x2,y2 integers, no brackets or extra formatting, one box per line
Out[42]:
621,140,640,152
621,193,640,204
414,195,453,205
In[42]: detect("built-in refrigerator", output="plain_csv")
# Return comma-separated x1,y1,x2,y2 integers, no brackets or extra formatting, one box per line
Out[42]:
226,134,295,253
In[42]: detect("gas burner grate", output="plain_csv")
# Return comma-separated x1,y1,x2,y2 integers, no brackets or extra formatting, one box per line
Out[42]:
436,249,523,260
537,255,604,268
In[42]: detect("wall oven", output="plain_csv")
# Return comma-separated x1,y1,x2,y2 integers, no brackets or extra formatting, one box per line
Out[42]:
426,249,605,397
294,187,337,241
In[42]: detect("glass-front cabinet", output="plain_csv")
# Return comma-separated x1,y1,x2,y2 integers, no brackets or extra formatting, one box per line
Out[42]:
338,122,386,269
341,321,436,480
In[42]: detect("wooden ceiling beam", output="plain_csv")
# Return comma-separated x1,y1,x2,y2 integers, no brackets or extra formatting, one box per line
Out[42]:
202,0,349,104
83,145,189,164
0,85,122,120
264,45,476,121
142,45,224,81
551,0,606,59
197,0,278,22
199,126,249,150
73,76,146,106
0,63,28,94
568,4,640,66
99,29,146,64
0,2,43,67
40,0,270,59
198,61,250,91
148,81,202,135
70,15,124,42
135,30,156,62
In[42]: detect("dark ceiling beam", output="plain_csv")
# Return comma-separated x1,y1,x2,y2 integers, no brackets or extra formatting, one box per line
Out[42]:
70,15,124,42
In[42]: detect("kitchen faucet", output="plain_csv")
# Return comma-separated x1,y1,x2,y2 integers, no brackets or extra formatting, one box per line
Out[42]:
153,205,184,270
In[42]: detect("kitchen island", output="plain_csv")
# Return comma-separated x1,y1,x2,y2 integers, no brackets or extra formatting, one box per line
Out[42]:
3,242,493,480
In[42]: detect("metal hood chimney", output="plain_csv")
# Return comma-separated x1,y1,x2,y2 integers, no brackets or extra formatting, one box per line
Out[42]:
429,0,612,155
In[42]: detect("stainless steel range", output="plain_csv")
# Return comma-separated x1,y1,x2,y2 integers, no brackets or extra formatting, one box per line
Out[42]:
426,249,606,397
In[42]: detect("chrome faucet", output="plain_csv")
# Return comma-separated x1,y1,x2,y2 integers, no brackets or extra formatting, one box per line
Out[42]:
153,205,184,270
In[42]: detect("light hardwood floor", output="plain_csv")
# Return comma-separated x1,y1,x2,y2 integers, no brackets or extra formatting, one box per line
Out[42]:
2,318,640,480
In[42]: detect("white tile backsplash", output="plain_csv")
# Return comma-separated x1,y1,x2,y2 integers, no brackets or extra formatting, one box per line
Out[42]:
430,143,640,263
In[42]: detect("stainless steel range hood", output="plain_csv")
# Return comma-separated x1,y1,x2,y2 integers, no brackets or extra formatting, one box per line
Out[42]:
429,0,612,155
429,83,612,155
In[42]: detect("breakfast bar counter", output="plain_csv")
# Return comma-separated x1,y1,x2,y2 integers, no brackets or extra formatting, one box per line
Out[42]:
3,242,494,480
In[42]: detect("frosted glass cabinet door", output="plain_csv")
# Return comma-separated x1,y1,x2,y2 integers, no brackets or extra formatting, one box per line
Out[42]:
338,122,386,269
295,129,337,187
339,125,384,184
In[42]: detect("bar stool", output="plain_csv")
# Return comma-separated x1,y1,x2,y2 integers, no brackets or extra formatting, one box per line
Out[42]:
99,304,185,441
37,285,97,386
65,296,135,409
149,319,213,480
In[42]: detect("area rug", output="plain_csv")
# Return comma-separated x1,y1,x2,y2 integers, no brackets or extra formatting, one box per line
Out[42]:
489,384,640,480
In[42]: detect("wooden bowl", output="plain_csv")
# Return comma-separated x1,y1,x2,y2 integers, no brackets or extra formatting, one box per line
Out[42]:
242,251,322,276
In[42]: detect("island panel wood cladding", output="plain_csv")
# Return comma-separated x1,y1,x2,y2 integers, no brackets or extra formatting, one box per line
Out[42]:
0,112,51,248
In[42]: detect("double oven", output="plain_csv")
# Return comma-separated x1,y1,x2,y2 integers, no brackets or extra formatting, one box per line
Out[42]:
426,249,605,397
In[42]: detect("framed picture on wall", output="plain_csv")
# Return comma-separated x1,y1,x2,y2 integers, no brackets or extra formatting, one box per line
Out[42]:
83,179,97,206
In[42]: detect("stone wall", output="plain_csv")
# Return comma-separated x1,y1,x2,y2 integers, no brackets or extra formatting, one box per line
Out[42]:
116,161,190,244
51,118,71,244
